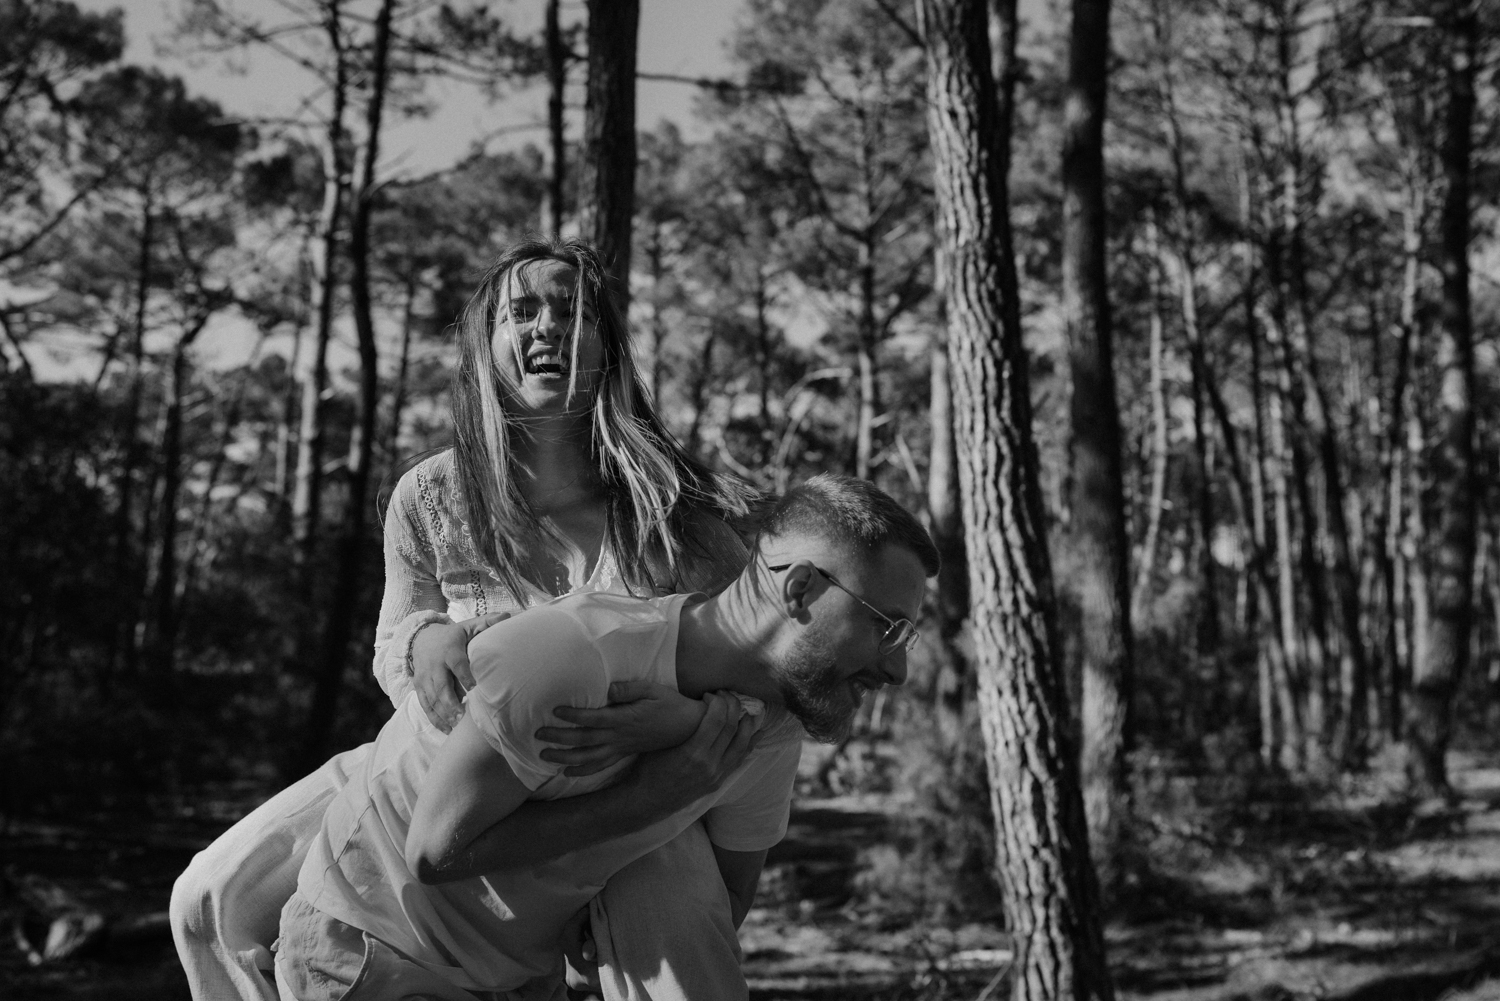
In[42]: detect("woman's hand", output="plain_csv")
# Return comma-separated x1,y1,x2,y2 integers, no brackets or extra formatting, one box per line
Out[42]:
536,680,708,776
632,692,763,811
410,612,512,732
560,906,600,993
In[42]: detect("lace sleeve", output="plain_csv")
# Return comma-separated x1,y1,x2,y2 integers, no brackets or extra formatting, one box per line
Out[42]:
373,467,449,706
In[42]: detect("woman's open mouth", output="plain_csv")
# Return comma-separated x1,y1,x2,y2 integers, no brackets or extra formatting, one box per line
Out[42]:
525,352,567,377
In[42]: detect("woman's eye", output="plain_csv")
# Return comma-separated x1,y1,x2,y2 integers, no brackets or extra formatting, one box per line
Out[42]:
509,304,538,321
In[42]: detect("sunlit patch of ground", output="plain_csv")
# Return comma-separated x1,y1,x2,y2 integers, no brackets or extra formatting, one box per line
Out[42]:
9,758,1500,1000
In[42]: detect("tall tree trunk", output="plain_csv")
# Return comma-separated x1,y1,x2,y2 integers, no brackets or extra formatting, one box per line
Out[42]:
179,333,268,617
684,329,716,457
300,0,394,773
386,278,416,464
645,221,667,403
1061,0,1132,896
291,0,351,559
1405,406,1431,736
145,316,211,674
917,0,1114,997
1239,159,1283,764
1408,0,1477,797
544,0,567,239
928,323,969,739
755,266,772,463
1131,221,1168,624
1150,0,1219,654
1382,179,1424,743
855,234,879,480
580,0,638,294
112,190,155,675
1263,288,1305,773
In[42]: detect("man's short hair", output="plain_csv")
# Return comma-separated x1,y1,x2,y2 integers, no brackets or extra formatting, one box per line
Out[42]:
760,474,940,577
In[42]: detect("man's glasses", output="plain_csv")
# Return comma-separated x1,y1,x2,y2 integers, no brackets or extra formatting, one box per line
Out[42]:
766,562,921,655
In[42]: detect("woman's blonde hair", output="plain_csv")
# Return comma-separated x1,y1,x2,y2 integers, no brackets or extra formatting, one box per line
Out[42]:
450,238,752,601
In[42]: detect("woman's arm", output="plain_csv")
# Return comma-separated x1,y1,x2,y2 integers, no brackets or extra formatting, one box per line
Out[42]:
373,467,450,704
375,460,510,729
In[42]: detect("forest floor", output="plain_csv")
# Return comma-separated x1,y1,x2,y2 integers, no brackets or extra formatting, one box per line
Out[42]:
5,754,1500,1001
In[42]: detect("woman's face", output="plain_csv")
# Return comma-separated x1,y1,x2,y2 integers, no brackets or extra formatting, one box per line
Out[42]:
491,259,605,417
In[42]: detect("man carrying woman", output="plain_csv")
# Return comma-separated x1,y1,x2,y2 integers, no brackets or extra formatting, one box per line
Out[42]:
173,239,771,1000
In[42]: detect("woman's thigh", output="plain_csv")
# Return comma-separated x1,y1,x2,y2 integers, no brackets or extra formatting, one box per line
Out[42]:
174,744,373,949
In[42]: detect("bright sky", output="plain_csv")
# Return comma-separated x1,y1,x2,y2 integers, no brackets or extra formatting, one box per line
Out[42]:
85,0,743,177
33,1,744,380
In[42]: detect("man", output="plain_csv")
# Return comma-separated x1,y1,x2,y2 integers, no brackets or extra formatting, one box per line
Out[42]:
274,474,939,1001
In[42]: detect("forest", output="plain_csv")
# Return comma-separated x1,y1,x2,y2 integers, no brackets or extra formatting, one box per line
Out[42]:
3,0,1500,999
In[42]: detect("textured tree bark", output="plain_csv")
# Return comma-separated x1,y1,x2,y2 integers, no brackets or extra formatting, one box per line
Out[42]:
300,0,393,772
291,0,351,558
1408,0,1477,797
579,0,638,294
916,0,1114,997
1060,0,1132,895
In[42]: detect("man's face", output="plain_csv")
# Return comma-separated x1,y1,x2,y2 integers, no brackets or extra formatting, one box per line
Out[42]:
772,544,927,743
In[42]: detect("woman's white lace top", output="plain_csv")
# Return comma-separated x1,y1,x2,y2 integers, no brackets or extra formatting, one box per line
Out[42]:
372,449,750,706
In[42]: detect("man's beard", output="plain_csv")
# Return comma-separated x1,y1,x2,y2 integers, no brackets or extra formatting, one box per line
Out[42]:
772,632,860,744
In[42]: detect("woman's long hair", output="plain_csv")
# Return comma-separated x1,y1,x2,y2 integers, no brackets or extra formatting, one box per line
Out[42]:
450,238,753,601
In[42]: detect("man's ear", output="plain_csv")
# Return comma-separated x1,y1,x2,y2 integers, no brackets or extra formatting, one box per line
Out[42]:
778,560,820,620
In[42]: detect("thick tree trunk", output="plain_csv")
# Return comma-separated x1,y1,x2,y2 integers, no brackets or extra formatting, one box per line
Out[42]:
291,0,351,558
299,0,394,773
1408,0,1477,797
1061,0,1132,896
579,0,638,293
917,0,1114,997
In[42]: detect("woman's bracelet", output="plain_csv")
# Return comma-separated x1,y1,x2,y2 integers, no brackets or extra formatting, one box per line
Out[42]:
398,609,453,677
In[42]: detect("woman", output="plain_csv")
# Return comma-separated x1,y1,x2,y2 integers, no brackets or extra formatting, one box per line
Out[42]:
171,239,765,1001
